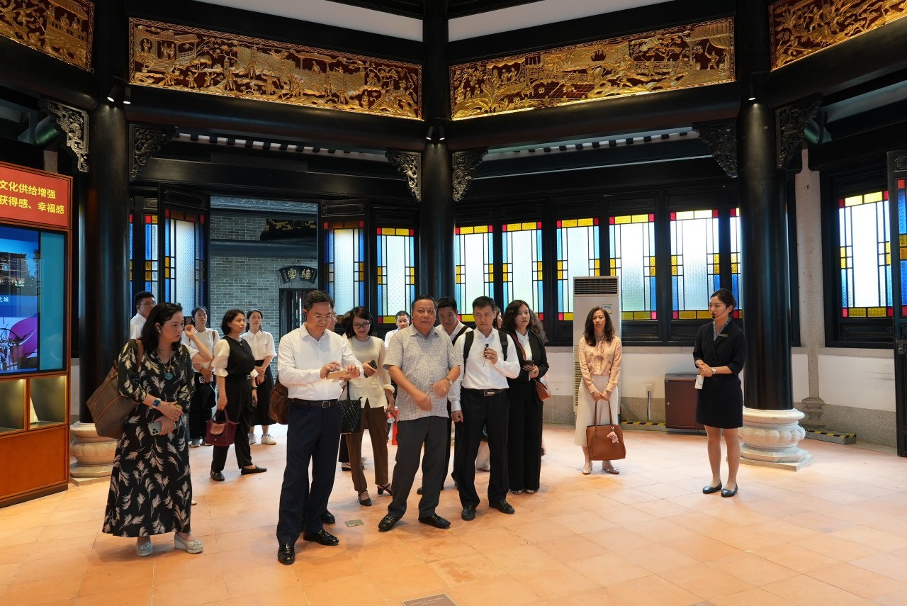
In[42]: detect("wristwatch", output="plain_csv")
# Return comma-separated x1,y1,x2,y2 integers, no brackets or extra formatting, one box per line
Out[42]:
711,368,717,374
152,398,161,408
446,378,454,386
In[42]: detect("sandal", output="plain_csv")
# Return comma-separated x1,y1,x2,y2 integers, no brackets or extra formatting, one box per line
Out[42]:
358,490,372,506
377,483,393,496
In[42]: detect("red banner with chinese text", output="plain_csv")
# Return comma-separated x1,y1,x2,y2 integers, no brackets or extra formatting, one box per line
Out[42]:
0,162,72,230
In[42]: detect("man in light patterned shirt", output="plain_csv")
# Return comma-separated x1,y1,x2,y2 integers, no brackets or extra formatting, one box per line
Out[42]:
377,295,461,532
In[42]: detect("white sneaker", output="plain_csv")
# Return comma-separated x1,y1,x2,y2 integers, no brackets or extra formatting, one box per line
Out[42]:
248,433,256,445
477,462,491,472
261,434,277,445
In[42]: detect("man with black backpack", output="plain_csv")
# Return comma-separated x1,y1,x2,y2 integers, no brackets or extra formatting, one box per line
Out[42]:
450,296,520,521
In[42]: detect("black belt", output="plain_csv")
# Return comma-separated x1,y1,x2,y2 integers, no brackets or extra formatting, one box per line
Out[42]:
291,398,338,408
464,388,506,397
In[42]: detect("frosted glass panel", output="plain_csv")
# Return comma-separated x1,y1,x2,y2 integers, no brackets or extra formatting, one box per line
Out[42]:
609,214,655,320
502,223,543,315
376,229,415,318
333,228,355,314
838,190,892,317
175,220,196,309
670,210,719,319
454,227,494,315
556,220,599,315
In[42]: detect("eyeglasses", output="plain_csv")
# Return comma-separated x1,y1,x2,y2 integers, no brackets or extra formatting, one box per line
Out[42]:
309,314,331,322
353,322,371,328
140,300,156,307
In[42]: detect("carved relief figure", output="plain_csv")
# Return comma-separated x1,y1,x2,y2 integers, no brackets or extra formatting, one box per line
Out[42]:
0,0,93,69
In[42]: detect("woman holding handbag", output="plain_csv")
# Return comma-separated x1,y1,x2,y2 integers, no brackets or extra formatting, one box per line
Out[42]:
343,307,394,506
575,306,622,475
209,309,267,481
502,300,549,494
103,302,213,557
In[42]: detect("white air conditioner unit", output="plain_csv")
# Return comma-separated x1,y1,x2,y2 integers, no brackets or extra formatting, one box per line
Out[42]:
573,276,621,410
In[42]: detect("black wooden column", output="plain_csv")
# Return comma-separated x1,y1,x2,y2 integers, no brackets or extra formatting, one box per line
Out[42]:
79,0,129,421
737,0,792,411
418,0,454,298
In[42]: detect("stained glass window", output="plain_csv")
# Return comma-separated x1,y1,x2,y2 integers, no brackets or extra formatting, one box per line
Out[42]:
129,213,134,299
163,209,205,310
897,178,907,316
455,225,494,321
324,220,365,315
670,209,719,320
730,207,742,317
609,213,656,321
556,218,600,320
502,222,544,318
839,190,893,317
144,214,159,300
376,227,416,322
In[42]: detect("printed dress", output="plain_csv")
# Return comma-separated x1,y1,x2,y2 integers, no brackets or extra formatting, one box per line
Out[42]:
102,339,195,537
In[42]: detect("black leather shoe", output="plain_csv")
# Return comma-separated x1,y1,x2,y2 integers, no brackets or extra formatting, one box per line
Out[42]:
418,514,451,529
303,529,339,546
416,487,424,495
277,543,295,565
721,485,739,498
378,514,401,532
491,500,515,514
703,482,722,494
322,510,336,524
210,470,225,482
240,465,267,475
461,505,476,521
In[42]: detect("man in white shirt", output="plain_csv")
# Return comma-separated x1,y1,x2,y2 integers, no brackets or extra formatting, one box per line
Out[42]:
435,297,471,492
383,310,410,346
276,290,362,565
128,291,155,339
450,296,520,521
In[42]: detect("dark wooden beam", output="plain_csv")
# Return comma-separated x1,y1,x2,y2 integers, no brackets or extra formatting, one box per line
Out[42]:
447,83,740,150
765,20,907,108
0,37,98,110
140,156,412,199
808,121,908,171
125,86,426,152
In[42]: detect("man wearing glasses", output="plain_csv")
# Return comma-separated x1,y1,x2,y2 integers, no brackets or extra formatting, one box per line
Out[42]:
129,291,156,339
275,290,362,565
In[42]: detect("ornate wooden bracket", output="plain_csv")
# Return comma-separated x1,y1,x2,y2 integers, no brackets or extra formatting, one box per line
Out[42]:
385,150,421,201
777,96,822,169
130,125,176,181
452,148,486,202
39,99,89,172
694,120,737,178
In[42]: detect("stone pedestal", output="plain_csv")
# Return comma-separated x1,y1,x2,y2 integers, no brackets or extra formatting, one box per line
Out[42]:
740,407,814,471
799,396,826,430
70,422,116,486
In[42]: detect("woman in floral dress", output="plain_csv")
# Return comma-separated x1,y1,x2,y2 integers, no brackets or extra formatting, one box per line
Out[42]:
103,302,212,557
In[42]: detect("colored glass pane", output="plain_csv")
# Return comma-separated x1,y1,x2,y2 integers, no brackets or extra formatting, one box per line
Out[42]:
839,190,892,313
454,225,494,316
324,221,365,314
670,209,719,319
898,179,907,313
556,218,599,314
144,215,159,299
377,228,416,317
609,213,656,320
730,208,742,314
501,222,543,315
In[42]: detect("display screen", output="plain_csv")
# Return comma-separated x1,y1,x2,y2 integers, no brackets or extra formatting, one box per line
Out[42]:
0,225,65,375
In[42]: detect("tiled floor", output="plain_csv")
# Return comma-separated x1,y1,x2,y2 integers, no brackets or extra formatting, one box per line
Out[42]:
0,426,905,605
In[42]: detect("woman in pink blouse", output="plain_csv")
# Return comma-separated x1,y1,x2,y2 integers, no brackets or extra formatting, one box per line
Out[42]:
575,306,622,475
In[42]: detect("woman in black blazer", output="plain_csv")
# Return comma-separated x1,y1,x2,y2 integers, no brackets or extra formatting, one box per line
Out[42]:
693,288,746,498
502,300,549,494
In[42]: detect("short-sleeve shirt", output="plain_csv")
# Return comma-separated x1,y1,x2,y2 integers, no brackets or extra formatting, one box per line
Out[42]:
384,324,459,421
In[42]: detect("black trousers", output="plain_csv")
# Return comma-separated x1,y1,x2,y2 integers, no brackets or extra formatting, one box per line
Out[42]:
507,382,543,491
388,416,447,519
276,402,342,545
211,379,253,472
188,374,214,440
457,390,509,507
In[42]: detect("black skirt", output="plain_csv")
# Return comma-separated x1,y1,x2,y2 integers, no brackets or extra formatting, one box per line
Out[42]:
696,374,743,429
250,361,275,426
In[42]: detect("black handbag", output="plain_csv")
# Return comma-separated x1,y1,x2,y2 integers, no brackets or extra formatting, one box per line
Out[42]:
338,389,363,434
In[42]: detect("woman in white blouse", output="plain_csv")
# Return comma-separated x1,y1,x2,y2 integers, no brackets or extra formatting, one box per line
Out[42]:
182,306,220,447
576,306,622,475
344,307,394,506
241,309,278,445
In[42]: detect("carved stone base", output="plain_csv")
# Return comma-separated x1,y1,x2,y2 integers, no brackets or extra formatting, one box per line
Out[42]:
740,407,814,471
70,422,116,486
799,396,826,430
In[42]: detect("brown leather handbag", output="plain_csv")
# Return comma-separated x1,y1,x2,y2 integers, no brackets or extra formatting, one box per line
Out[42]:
269,379,289,424
586,397,626,461
86,340,144,439
535,377,551,401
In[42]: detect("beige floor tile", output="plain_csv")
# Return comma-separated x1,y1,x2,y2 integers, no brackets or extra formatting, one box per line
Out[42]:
301,575,386,606
619,544,699,574
9,552,89,584
709,552,800,586
623,518,701,544
750,543,841,574
763,573,875,605
368,562,448,601
427,553,507,586
1,573,84,604
829,526,908,552
507,518,576,544
568,552,650,585
848,552,907,583
710,586,796,605
510,562,603,599
406,536,477,563
661,535,743,563
581,526,656,554
873,588,907,606
446,574,543,606
548,509,618,534
806,563,906,600
152,572,230,604
606,574,702,606
799,533,883,561
73,587,154,606
783,511,859,533
658,561,754,599
534,534,609,563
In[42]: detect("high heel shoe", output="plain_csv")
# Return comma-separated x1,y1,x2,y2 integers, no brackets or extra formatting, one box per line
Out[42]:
377,483,393,496
358,490,372,506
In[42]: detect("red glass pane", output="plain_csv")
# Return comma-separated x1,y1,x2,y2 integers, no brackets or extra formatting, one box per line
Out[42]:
648,214,655,221
557,220,562,228
609,217,615,225
536,222,542,229
842,309,848,317
502,224,509,232
673,311,679,319
455,227,461,235
558,313,564,321
593,218,599,225
899,178,905,189
358,220,364,227
712,209,719,217
888,307,894,316
839,198,845,207
650,311,657,319
670,212,676,220
884,190,889,200
537,312,543,320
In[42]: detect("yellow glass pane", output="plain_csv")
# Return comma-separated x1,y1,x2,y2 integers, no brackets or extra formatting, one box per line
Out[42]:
614,215,631,224
713,264,720,273
731,253,738,262
679,310,697,319
506,223,522,231
675,210,693,220
868,307,887,317
713,254,720,263
900,234,907,246
864,191,883,203
561,219,577,228
670,255,677,264
621,311,634,320
557,261,563,269
522,222,536,230
610,259,616,268
694,209,714,219
632,214,649,223
460,226,474,234
698,311,713,319
563,313,574,320
475,225,488,233
462,314,475,322
844,195,863,207
503,273,509,281
732,264,739,272
578,218,594,227
594,259,600,270
558,271,564,279
671,267,678,276
848,307,867,317
634,311,651,320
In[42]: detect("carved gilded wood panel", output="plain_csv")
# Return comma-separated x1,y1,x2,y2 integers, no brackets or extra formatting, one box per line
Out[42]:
0,0,93,70
450,18,734,120
770,0,907,70
128,18,422,120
